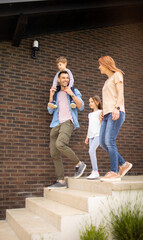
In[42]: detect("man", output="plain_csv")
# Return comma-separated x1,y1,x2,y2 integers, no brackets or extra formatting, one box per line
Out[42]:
47,71,86,189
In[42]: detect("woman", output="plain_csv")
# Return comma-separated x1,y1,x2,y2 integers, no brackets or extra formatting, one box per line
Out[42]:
98,56,132,182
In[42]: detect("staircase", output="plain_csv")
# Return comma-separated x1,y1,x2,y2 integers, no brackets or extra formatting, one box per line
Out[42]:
0,176,143,240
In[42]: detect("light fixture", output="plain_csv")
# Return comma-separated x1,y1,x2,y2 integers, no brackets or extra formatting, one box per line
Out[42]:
32,40,39,59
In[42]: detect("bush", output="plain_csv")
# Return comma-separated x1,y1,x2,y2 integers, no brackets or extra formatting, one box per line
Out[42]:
109,196,143,240
80,222,108,240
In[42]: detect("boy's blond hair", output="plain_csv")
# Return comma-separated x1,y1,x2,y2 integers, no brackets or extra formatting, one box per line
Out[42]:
56,56,67,65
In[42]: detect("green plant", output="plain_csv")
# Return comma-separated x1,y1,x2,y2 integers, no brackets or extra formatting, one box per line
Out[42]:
80,222,108,240
109,196,143,240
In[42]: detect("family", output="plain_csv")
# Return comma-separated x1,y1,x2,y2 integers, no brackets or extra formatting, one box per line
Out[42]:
47,56,132,189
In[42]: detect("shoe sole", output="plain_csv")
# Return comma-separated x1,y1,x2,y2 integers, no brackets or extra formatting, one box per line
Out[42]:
120,163,133,178
74,164,86,179
70,103,76,108
47,186,67,190
48,103,57,108
87,177,100,180
100,178,121,182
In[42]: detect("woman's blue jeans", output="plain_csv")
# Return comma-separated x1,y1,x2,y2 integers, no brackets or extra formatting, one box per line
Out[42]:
99,112,125,173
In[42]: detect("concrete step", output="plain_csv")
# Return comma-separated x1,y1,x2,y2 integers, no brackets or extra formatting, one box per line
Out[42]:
67,177,113,194
44,187,106,212
2,176,142,240
0,221,19,240
26,197,88,231
67,176,143,193
6,208,59,240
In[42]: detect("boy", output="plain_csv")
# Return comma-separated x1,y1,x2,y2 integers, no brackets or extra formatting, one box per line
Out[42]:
48,56,76,109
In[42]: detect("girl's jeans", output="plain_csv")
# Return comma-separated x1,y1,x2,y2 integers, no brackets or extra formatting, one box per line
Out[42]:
89,136,99,171
99,111,125,173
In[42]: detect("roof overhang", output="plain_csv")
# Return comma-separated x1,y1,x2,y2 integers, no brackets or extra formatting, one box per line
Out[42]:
0,0,143,47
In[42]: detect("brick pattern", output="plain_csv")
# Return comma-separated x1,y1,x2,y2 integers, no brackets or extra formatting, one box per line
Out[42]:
0,22,143,219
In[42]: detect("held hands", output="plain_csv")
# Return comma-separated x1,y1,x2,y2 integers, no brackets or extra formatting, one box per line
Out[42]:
112,108,120,120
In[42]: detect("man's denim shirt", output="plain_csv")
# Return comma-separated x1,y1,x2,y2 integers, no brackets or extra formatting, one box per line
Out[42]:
47,89,84,130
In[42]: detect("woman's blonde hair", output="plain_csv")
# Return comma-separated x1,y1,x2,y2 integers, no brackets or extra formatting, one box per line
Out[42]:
91,95,103,110
98,56,124,74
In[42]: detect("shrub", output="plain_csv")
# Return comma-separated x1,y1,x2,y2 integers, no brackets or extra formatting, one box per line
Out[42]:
80,222,108,240
109,196,143,240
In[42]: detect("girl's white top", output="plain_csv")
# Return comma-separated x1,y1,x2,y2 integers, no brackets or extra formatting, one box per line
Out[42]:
87,110,102,138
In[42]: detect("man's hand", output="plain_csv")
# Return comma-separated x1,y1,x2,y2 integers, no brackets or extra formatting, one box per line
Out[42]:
64,87,82,109
64,87,73,96
50,86,56,97
48,86,56,109
112,108,120,121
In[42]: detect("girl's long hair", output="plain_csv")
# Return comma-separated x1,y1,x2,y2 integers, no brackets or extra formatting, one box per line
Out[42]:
92,95,103,110
98,56,124,74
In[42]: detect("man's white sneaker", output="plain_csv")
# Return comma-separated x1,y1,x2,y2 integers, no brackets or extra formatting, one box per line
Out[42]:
87,170,100,180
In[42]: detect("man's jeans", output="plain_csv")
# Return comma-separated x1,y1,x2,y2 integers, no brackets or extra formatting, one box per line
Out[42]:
99,112,125,173
50,120,79,180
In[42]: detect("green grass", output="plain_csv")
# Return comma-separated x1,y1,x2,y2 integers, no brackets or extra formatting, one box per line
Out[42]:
80,222,108,240
109,196,143,240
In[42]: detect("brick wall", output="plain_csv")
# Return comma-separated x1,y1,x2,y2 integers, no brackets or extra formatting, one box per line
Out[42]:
0,22,143,219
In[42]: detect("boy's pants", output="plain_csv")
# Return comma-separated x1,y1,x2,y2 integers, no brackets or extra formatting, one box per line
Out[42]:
50,120,79,180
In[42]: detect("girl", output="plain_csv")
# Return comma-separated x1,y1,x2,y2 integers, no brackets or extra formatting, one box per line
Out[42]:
98,56,132,182
85,95,102,179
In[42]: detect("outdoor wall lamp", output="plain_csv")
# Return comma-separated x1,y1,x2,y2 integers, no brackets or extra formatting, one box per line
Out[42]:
32,40,39,59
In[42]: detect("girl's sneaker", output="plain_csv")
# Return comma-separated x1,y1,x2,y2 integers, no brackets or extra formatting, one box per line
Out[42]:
87,170,100,180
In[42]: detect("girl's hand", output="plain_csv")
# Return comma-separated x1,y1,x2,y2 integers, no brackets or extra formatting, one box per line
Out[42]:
99,110,103,122
85,137,89,144
112,108,120,120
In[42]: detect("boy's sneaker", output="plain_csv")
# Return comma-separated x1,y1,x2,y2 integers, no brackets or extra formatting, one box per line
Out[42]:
100,172,121,182
87,170,100,180
47,180,67,189
70,101,76,108
48,101,57,109
119,162,133,177
74,161,86,178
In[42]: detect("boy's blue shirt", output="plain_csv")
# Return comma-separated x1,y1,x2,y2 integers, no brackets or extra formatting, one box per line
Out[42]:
47,89,84,130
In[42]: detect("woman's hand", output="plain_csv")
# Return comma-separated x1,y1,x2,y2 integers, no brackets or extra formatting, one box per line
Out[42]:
99,110,103,122
85,137,89,144
112,108,120,120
